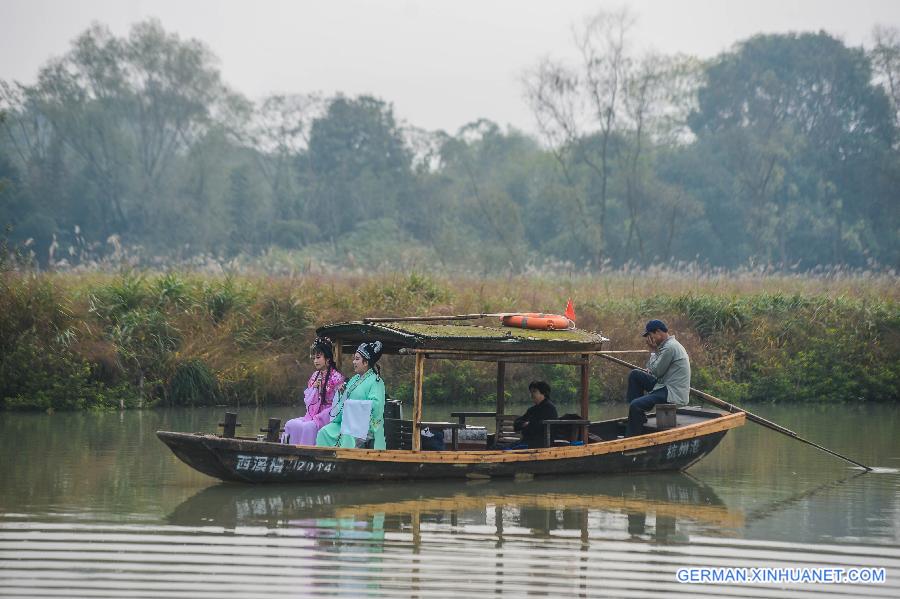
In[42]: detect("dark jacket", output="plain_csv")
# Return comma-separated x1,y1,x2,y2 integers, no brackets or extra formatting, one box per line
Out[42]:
514,399,558,448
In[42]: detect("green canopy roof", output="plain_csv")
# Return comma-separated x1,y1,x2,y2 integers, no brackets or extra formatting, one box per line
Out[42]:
316,321,608,354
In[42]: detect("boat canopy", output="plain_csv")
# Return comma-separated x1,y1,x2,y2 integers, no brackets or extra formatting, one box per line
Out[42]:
316,321,608,355
316,320,610,451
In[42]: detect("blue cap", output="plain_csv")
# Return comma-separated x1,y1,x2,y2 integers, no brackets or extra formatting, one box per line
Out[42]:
642,319,668,336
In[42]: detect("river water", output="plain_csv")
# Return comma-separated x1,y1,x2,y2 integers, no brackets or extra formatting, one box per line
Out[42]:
1,402,899,598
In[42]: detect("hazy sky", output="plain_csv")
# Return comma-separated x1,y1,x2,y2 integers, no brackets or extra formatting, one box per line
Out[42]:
2,0,899,134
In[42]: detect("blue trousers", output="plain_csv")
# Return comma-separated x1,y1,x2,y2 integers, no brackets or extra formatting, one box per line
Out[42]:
626,369,668,436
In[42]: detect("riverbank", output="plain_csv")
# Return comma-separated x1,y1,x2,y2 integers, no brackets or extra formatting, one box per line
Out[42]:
1,270,897,410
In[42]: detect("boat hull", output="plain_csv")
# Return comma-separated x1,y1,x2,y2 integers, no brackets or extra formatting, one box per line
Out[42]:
158,411,744,483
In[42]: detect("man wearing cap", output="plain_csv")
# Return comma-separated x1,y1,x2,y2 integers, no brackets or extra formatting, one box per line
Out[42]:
625,319,691,436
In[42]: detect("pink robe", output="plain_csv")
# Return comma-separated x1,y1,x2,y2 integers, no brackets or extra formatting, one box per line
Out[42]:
282,368,345,445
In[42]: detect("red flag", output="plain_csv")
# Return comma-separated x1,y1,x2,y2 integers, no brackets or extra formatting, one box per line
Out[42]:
565,298,576,322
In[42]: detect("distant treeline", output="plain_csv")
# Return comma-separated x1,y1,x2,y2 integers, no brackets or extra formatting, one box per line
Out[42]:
1,15,899,272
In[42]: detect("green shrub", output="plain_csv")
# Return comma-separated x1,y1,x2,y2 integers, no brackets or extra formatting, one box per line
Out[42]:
234,295,311,347
643,294,749,338
88,272,149,322
0,275,71,351
150,272,191,310
168,358,220,406
416,362,489,404
367,272,451,313
1,272,897,410
0,332,137,411
201,276,251,323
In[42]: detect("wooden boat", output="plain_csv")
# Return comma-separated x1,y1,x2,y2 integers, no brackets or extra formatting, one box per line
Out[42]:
157,320,745,483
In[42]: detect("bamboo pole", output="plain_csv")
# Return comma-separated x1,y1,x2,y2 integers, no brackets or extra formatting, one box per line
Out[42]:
333,338,342,370
580,354,590,443
412,352,425,452
409,349,629,356
597,352,872,471
419,352,588,365
364,313,514,323
496,362,506,418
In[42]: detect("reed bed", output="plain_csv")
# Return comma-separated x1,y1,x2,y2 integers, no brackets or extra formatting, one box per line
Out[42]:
1,269,897,410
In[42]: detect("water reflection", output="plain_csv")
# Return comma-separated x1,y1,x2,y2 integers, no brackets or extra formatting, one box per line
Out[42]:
169,473,742,545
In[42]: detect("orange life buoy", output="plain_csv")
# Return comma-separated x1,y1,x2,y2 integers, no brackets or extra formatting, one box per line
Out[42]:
501,313,574,331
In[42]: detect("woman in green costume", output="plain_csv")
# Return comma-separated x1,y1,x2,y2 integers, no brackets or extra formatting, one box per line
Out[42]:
316,341,386,449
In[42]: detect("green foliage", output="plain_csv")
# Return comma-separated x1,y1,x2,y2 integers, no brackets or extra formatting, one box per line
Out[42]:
0,274,137,411
643,295,749,338
79,272,194,406
150,272,191,310
334,218,438,272
168,358,220,406
109,308,181,363
414,362,493,404
651,293,900,404
372,272,451,313
0,272,897,410
305,96,414,240
534,364,582,404
0,275,70,349
233,294,311,348
3,21,898,270
217,362,266,406
88,273,150,322
200,276,251,323
686,32,897,267
0,331,136,411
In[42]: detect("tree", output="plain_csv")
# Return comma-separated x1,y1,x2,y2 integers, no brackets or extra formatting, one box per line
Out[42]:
432,120,539,271
523,9,635,266
524,9,704,267
29,20,234,242
246,93,323,221
0,83,71,259
617,53,700,262
689,32,896,266
304,96,413,241
0,110,11,199
574,9,634,259
870,26,900,135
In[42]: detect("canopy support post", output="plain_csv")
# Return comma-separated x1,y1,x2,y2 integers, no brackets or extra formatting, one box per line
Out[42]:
412,352,425,451
580,354,590,443
333,338,342,371
495,362,506,438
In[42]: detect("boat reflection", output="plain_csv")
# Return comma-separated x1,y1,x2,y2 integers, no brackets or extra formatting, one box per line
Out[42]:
170,473,743,547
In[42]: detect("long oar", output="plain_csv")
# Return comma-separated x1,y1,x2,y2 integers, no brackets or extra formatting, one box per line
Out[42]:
598,352,873,472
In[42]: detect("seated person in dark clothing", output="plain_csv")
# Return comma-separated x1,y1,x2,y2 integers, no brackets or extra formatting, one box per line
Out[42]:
507,381,558,449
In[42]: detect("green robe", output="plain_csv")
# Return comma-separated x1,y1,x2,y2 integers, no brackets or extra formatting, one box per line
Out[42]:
316,369,386,449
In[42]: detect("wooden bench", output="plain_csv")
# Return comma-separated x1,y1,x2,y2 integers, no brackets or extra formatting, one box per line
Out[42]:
542,419,590,447
451,411,519,446
452,411,592,448
450,411,496,426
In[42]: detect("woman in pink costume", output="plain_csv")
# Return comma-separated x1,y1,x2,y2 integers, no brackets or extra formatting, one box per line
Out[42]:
282,337,345,445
